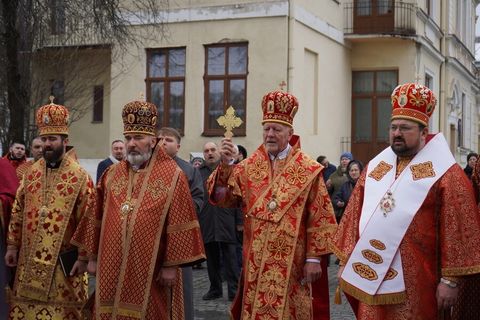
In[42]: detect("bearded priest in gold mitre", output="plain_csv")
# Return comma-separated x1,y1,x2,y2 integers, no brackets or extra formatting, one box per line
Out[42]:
5,99,95,319
207,90,338,319
72,98,205,319
332,83,480,319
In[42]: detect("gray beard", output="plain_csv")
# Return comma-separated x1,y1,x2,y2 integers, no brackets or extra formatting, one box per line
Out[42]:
127,150,152,170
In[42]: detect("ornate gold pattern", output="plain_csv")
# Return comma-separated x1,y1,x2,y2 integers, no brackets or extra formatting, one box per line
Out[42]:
361,249,383,264
333,164,480,318
368,161,393,181
352,262,378,281
247,159,269,182
206,140,337,319
384,268,398,280
369,239,386,251
410,161,436,180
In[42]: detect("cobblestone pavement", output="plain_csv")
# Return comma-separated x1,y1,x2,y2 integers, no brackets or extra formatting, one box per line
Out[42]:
193,258,355,319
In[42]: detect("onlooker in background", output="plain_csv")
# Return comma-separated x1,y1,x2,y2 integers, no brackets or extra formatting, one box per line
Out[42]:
3,141,27,177
317,155,337,182
464,152,478,180
158,127,204,320
96,140,126,182
191,157,205,168
236,145,247,163
327,152,353,221
199,142,240,301
333,160,364,223
16,137,44,181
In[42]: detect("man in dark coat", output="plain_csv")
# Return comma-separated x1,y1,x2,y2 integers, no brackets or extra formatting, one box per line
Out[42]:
96,140,126,182
158,127,204,320
199,142,241,301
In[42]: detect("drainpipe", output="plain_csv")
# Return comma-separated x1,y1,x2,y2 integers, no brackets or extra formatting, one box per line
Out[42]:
287,0,294,92
439,0,447,135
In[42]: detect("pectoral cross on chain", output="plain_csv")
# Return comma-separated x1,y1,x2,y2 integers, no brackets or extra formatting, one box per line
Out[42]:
216,106,243,139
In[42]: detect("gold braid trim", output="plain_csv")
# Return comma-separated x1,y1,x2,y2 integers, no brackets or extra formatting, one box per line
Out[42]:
162,253,206,268
329,242,349,264
166,220,200,234
442,264,480,277
339,278,406,305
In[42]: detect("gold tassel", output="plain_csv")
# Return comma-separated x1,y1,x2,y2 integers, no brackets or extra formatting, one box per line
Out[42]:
334,285,342,304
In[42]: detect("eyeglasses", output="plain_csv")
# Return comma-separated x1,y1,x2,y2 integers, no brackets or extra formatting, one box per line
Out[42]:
389,125,417,133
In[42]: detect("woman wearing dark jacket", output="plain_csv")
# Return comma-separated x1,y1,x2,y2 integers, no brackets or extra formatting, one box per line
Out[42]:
333,160,364,223
464,152,478,180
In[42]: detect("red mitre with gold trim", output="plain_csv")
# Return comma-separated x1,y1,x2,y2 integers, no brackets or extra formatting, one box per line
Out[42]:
122,99,158,136
391,83,436,126
261,90,299,127
36,98,69,136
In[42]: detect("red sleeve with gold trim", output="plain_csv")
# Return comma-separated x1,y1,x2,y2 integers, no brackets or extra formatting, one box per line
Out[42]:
71,173,96,260
306,174,337,258
206,162,243,208
163,173,205,266
330,169,367,264
71,164,111,258
439,165,480,276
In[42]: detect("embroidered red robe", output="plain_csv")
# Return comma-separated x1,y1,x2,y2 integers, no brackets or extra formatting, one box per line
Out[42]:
6,152,95,320
332,160,480,319
207,136,337,319
72,145,205,320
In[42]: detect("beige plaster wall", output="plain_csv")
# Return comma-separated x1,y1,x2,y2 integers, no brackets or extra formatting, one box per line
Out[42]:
108,16,289,160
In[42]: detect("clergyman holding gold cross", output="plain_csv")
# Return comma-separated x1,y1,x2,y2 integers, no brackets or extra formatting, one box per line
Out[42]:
207,88,337,319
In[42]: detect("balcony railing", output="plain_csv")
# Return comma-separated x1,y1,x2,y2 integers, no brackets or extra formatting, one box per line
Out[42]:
34,16,112,49
344,2,416,36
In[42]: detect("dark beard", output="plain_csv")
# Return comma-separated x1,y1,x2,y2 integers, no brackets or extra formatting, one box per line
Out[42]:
44,145,64,163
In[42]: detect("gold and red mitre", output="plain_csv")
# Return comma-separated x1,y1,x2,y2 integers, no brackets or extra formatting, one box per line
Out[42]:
36,99,70,136
122,99,158,136
261,90,299,127
391,83,436,126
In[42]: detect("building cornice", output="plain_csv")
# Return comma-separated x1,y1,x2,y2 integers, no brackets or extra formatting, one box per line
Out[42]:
122,1,345,46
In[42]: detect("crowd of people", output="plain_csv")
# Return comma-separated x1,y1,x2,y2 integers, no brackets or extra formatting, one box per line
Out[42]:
1,82,480,320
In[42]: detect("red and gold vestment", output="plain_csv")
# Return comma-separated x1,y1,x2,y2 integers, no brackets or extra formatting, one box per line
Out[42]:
332,161,480,319
72,145,205,320
207,137,337,319
6,151,95,320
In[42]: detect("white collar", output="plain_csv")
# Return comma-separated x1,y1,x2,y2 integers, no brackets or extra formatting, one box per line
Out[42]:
268,144,291,161
109,155,120,164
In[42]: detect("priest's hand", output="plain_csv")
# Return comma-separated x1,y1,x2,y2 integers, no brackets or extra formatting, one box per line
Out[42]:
87,259,97,275
220,138,236,165
302,261,322,284
70,260,87,276
436,282,459,310
5,248,18,267
157,267,177,287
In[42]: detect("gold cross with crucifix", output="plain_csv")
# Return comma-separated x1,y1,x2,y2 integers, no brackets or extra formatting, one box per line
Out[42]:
279,80,287,91
216,106,243,138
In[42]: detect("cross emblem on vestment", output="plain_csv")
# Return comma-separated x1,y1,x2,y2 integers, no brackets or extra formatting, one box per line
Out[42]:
216,106,243,138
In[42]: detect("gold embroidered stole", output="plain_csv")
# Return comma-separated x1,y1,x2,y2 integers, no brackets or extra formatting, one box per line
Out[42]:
96,145,181,319
246,146,321,223
17,155,86,301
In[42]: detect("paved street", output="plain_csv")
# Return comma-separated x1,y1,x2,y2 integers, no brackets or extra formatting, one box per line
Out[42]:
193,258,355,319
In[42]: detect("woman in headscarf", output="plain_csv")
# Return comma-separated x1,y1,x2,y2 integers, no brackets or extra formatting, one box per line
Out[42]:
333,159,363,223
